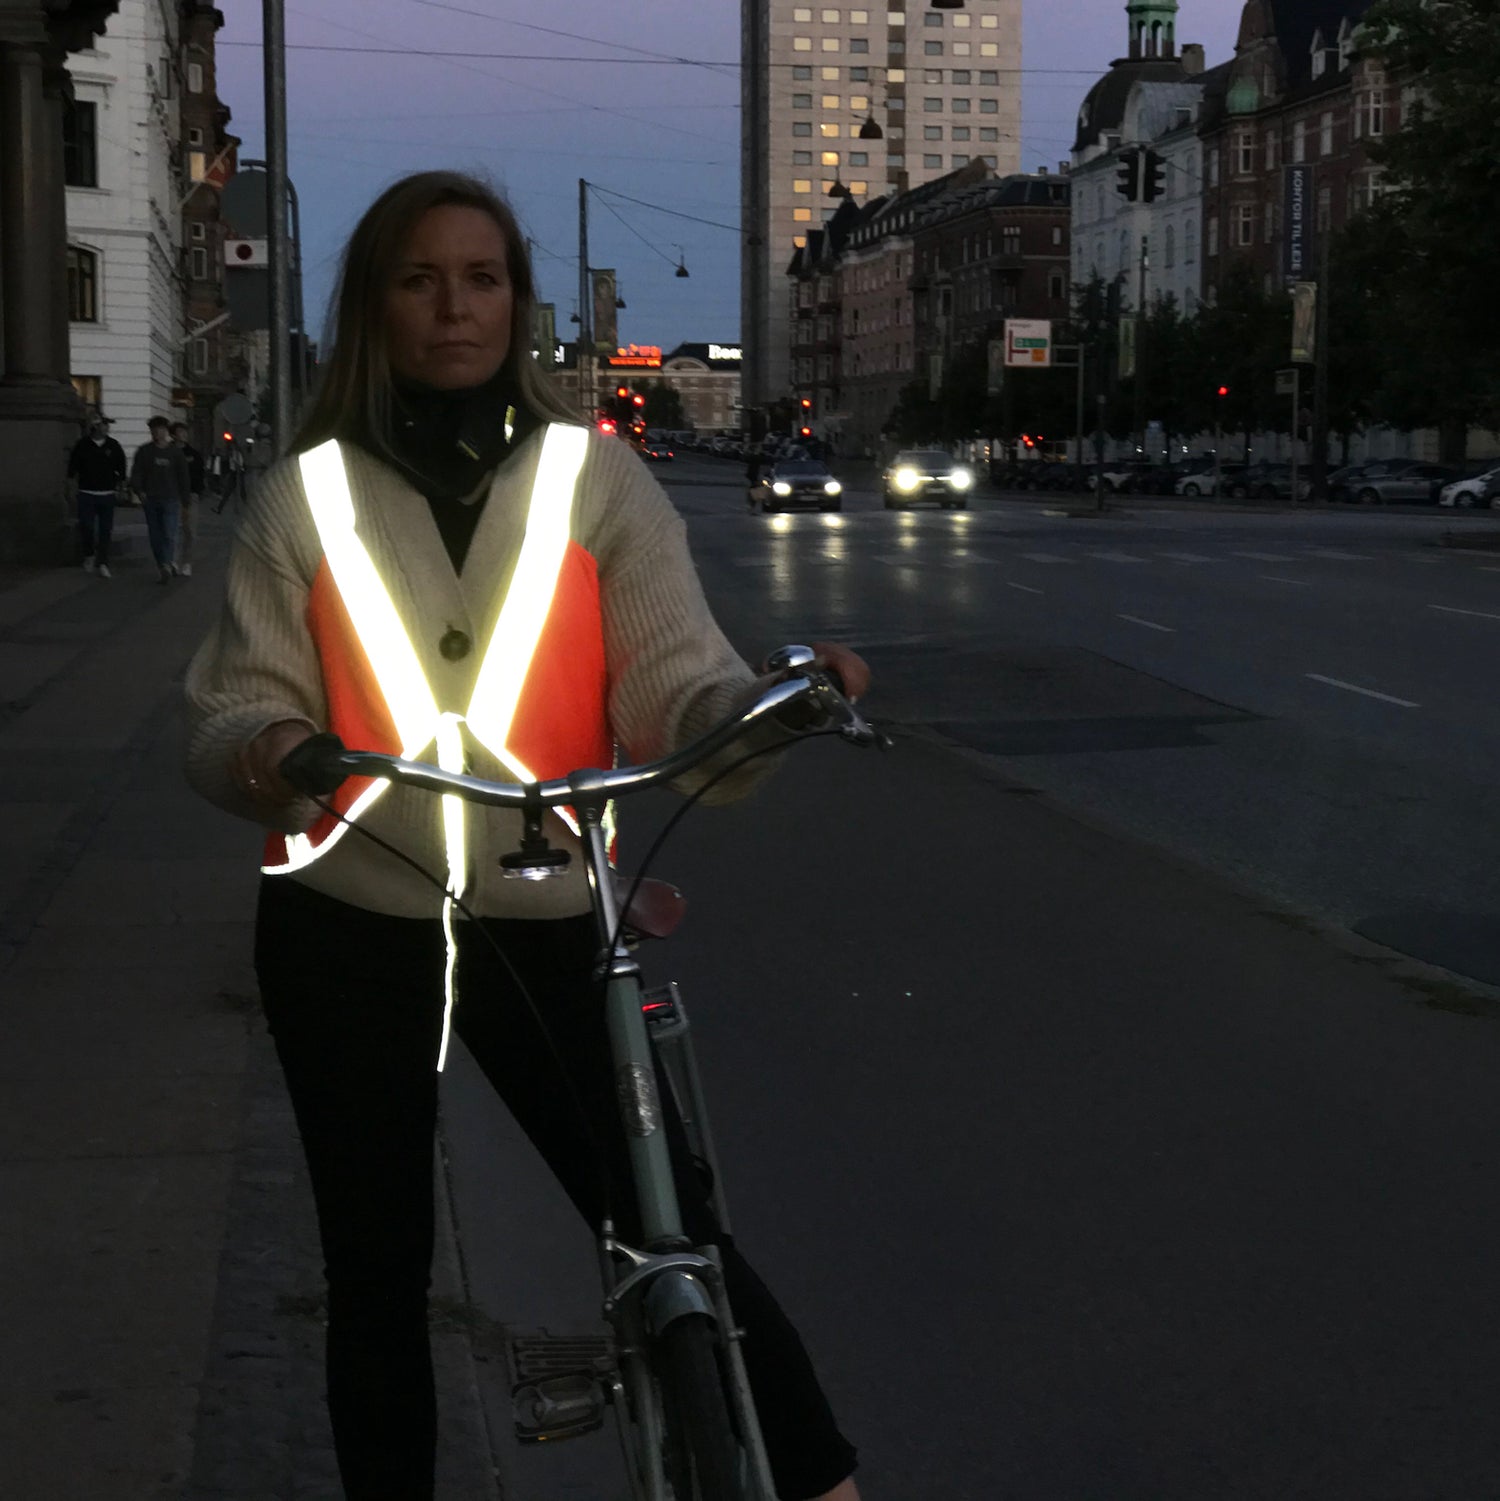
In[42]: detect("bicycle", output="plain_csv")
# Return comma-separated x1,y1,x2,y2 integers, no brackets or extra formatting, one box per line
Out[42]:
280,645,888,1501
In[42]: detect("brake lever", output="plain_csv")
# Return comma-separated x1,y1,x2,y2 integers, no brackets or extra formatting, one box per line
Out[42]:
279,731,355,796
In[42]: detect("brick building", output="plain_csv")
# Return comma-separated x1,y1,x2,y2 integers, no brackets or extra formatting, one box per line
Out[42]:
1199,0,1386,300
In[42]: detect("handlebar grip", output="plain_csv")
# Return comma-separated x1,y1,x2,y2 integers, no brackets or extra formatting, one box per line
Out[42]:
279,731,352,796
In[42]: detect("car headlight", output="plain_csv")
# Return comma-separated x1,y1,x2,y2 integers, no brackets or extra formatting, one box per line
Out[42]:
772,482,792,496
893,466,921,492
823,480,842,494
948,466,974,490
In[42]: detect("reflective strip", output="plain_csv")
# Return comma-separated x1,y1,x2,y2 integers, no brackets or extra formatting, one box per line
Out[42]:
435,711,467,1072
465,424,589,754
264,777,391,873
298,441,439,752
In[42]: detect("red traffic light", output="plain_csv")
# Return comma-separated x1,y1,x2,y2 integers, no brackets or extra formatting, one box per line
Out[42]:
799,427,812,438
616,386,629,399
633,394,645,407
1217,385,1230,398
598,418,617,435
222,431,232,441
800,398,812,410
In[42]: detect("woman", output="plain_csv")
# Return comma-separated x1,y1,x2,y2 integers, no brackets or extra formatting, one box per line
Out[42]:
185,170,869,1501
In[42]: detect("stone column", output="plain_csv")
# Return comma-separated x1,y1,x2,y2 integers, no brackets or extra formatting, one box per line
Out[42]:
0,37,85,561
43,62,71,377
0,40,54,381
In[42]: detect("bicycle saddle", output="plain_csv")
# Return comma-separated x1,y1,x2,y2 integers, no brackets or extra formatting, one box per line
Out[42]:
613,875,686,941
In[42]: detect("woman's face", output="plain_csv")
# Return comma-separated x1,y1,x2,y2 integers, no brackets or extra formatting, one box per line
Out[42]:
384,204,514,390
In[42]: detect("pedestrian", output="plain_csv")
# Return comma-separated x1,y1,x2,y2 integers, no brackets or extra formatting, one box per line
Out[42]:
66,411,127,578
184,170,869,1501
745,440,765,507
170,421,205,577
129,415,191,581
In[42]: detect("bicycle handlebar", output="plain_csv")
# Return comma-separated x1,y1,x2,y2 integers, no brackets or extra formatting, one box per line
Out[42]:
278,645,889,812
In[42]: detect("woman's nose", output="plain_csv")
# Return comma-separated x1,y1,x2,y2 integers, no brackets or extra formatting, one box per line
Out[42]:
435,276,470,322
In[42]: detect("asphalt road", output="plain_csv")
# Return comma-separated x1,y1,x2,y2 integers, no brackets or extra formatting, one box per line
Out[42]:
440,453,1500,1500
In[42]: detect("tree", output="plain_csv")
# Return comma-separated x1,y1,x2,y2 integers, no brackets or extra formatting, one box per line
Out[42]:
1354,0,1500,456
630,379,686,431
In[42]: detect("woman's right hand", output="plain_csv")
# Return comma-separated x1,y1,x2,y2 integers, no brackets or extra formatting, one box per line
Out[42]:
231,719,316,817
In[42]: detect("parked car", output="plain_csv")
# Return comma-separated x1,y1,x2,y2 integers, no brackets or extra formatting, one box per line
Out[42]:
1222,462,1309,501
1326,459,1424,503
1088,459,1165,495
1343,462,1459,505
882,449,975,508
1438,463,1500,508
750,457,843,513
1175,462,1247,498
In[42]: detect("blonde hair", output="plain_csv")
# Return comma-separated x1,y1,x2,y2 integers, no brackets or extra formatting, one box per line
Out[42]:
293,171,577,458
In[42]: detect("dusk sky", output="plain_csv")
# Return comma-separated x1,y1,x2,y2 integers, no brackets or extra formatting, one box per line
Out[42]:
211,1,1243,353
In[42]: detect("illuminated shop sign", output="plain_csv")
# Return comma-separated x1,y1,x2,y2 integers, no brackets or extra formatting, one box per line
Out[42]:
708,344,743,362
607,344,663,368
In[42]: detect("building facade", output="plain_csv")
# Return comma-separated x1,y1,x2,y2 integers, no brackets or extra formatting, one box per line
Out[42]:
1198,0,1382,303
659,343,743,434
0,1,120,559
64,0,189,446
742,0,1022,418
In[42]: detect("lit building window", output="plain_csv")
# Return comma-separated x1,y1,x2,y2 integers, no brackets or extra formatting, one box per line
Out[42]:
794,7,812,19
980,13,998,25
822,93,840,108
821,37,839,51
822,151,840,165
822,66,840,79
952,42,970,56
980,42,998,56
822,8,839,19
794,208,813,222
793,36,812,51
820,122,841,136
793,179,812,193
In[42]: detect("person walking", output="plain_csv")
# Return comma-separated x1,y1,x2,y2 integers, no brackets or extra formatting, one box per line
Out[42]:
185,169,868,1501
170,421,205,577
129,416,192,582
66,412,127,577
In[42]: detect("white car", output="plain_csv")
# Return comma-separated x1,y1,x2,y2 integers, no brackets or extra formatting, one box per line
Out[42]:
1438,465,1500,508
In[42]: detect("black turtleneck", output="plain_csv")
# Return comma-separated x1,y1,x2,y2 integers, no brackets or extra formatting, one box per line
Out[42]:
380,368,541,571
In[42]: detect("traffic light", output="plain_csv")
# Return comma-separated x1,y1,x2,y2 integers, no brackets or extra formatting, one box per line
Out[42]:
800,397,812,413
799,426,812,439
1141,149,1167,203
1115,148,1141,202
598,418,618,436
1216,384,1229,399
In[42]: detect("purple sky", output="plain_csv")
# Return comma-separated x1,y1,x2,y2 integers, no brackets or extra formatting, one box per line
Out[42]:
211,1,1243,353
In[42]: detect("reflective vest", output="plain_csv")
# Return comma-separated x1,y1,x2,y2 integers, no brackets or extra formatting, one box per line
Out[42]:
262,425,612,1066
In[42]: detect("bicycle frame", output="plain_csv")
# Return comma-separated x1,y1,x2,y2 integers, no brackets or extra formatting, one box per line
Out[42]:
281,651,885,1500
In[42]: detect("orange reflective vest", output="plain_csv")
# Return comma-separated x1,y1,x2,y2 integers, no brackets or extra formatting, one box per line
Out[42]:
262,424,612,1066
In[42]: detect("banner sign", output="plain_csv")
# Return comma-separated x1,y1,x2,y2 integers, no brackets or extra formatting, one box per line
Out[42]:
1290,280,1317,364
591,269,618,355
1283,165,1314,281
1004,318,1052,368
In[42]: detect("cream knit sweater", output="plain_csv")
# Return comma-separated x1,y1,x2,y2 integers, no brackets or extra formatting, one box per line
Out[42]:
185,423,776,920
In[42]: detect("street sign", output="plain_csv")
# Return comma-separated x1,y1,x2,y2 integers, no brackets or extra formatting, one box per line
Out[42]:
221,168,269,237
225,238,268,267
1004,319,1052,368
1283,165,1314,281
1290,281,1317,364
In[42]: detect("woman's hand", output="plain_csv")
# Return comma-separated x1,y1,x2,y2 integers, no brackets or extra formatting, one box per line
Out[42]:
806,641,871,703
231,719,316,817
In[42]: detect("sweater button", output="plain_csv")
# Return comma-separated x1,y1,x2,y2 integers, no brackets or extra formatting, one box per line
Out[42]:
439,628,472,661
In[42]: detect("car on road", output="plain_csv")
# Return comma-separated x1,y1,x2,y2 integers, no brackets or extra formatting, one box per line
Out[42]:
749,457,843,513
1438,463,1500,508
641,438,674,462
882,449,975,508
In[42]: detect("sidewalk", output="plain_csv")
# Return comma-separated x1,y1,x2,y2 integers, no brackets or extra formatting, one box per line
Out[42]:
0,517,499,1500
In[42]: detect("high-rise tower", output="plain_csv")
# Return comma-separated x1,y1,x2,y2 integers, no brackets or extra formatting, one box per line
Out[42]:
740,0,1022,422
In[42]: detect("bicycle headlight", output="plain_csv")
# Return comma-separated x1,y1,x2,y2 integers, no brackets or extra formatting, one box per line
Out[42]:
948,466,974,490
894,466,921,492
773,481,792,496
823,480,842,494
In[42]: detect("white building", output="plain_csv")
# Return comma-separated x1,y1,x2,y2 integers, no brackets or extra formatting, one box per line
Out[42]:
742,0,1022,416
1069,0,1218,316
64,0,186,440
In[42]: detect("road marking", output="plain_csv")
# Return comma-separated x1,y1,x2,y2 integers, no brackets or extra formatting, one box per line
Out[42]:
1089,550,1147,564
1006,581,1044,594
1117,613,1175,633
1305,548,1374,560
1306,673,1420,708
1019,551,1072,564
1430,603,1500,622
1158,551,1216,563
1259,575,1310,585
1232,550,1297,562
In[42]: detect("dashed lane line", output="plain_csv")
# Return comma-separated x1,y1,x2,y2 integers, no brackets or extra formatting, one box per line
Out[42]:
1117,613,1176,633
1430,603,1500,622
1259,575,1311,585
1089,550,1148,564
1305,548,1374,560
1232,550,1297,562
1157,551,1217,563
1306,673,1420,709
1006,581,1044,595
1019,552,1072,564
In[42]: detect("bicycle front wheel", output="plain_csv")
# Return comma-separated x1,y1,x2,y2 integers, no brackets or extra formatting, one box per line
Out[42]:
656,1313,745,1500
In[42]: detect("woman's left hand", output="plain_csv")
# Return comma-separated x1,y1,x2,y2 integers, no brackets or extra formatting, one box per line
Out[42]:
806,641,871,703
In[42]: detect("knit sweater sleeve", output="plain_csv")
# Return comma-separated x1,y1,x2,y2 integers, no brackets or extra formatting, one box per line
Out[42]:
183,456,324,832
583,433,782,803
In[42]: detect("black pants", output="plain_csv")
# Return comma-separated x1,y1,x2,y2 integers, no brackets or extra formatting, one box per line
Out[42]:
76,490,116,564
255,878,857,1501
